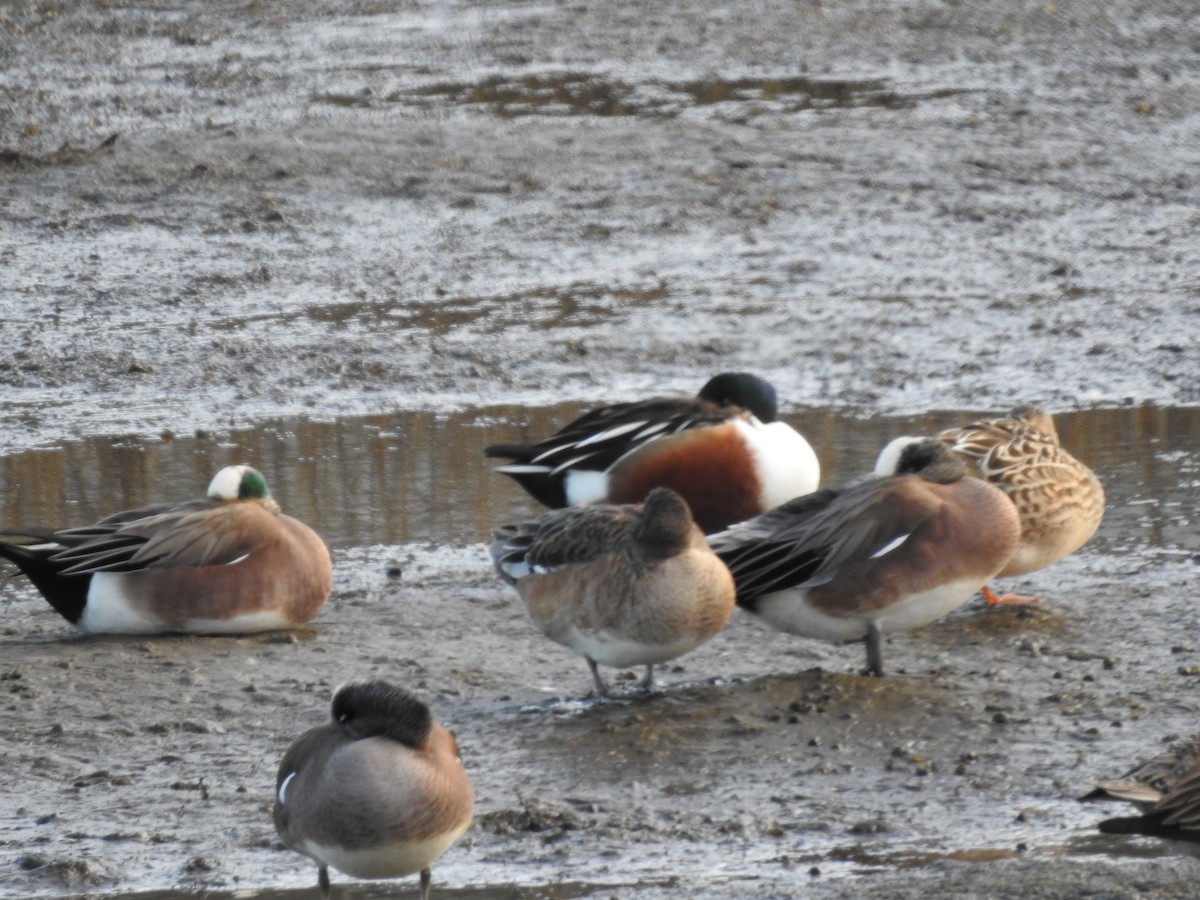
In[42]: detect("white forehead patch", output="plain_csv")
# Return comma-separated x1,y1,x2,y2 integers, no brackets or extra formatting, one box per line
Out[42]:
873,436,923,477
207,465,248,500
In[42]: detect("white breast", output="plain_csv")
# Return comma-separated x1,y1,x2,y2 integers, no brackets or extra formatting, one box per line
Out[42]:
737,419,821,509
300,824,470,880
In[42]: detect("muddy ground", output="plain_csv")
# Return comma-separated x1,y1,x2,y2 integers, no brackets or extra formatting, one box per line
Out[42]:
2,0,1200,898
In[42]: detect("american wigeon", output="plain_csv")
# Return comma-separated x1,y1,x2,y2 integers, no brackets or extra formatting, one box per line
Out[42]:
485,372,820,534
876,405,1105,605
274,680,473,899
709,438,1021,676
490,486,736,695
0,465,331,633
1085,734,1200,843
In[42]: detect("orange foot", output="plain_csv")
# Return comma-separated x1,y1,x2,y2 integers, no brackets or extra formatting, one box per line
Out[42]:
981,585,1042,606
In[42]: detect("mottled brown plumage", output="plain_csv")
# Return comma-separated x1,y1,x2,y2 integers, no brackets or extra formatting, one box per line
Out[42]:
933,406,1105,604
490,487,736,695
1085,734,1200,843
1083,734,1200,811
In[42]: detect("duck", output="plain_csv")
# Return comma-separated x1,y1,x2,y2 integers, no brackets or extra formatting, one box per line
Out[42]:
877,405,1104,605
1084,734,1200,843
489,486,736,696
0,465,332,633
274,680,473,899
708,438,1021,676
484,372,820,534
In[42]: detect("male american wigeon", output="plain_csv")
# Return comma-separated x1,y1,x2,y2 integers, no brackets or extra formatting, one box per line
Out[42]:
876,405,1105,605
274,680,473,899
484,372,820,534
490,487,736,695
0,465,332,633
1084,733,1200,843
708,438,1021,676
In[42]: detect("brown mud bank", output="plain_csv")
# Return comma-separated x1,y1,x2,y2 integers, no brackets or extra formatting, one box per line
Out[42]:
1,0,1199,898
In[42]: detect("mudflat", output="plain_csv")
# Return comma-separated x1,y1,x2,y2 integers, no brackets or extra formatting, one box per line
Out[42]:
1,1,1198,897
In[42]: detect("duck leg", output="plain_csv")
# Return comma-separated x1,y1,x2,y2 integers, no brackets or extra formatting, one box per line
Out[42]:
981,585,1042,606
318,865,330,899
587,657,610,697
640,664,656,692
864,622,885,677
420,866,432,900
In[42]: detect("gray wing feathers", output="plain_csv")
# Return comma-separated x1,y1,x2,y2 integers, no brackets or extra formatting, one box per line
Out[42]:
49,503,260,574
490,504,639,583
710,481,927,600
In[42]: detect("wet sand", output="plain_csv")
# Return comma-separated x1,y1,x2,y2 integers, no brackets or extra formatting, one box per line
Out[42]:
2,1,1200,898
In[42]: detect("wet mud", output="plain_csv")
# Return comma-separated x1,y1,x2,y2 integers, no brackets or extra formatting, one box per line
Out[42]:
2,0,1200,898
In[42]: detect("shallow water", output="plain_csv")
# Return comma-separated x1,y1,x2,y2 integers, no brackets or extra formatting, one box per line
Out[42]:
0,403,1194,555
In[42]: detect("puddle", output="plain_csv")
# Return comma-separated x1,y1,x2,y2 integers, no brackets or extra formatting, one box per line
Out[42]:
0,404,1194,556
384,74,968,119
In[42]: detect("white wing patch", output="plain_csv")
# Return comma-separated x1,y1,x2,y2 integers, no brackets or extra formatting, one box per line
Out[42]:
870,533,910,559
278,770,297,805
499,558,534,580
563,470,610,506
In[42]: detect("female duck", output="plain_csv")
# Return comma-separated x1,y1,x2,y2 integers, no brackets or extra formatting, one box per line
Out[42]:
878,405,1104,605
1085,733,1200,843
490,487,736,695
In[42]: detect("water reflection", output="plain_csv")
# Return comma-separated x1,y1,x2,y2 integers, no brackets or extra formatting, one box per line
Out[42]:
0,405,1195,556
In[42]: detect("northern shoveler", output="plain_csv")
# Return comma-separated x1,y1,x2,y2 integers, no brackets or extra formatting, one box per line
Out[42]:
274,680,473,899
490,487,736,695
485,372,820,534
709,438,1021,676
0,465,332,633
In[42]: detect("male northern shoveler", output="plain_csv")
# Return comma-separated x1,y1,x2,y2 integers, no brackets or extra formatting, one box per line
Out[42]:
484,372,820,534
490,487,736,695
1084,734,1200,844
709,438,1021,677
274,680,473,900
876,405,1105,605
0,465,332,633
